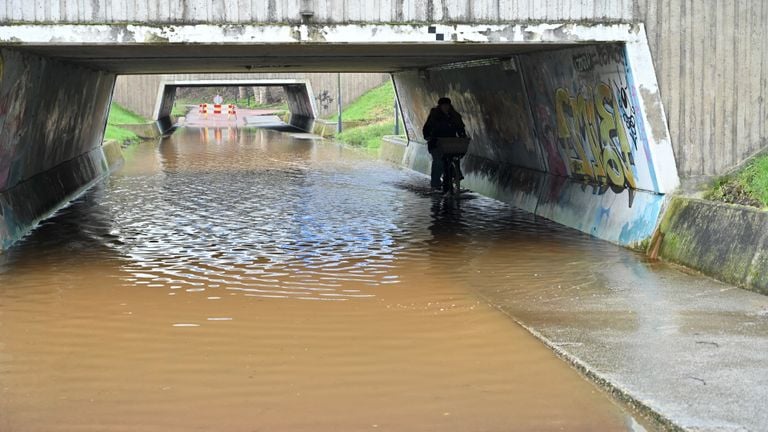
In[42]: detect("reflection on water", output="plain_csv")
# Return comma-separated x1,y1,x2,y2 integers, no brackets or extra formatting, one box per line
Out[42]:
0,128,645,431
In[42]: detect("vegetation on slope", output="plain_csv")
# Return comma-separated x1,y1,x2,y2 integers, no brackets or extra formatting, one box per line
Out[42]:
104,103,146,144
706,155,768,209
332,82,405,149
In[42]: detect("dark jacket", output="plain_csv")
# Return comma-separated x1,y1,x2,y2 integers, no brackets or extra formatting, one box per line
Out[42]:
422,107,467,152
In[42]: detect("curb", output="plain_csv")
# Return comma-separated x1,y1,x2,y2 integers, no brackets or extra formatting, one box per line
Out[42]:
481,296,685,432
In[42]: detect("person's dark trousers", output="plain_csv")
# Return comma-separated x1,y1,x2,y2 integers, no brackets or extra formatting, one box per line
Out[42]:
441,156,453,193
430,153,444,189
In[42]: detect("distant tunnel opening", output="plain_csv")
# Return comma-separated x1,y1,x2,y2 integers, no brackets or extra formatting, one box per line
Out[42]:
153,80,317,134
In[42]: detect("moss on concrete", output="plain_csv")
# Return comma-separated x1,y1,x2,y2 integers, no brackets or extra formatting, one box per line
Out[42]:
635,237,651,253
658,197,768,295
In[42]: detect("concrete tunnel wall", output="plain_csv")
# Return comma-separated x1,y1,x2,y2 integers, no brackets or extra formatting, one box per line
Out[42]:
0,40,677,250
0,49,117,249
394,43,678,246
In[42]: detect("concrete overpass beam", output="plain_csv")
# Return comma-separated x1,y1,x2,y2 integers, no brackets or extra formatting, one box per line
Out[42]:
0,48,117,249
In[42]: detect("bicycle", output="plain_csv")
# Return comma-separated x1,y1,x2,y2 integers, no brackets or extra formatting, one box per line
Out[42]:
436,137,470,195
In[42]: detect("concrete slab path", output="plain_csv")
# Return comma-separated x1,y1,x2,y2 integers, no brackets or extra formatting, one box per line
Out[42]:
472,244,768,431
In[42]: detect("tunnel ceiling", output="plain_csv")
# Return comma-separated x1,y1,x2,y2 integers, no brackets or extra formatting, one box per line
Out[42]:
13,43,571,73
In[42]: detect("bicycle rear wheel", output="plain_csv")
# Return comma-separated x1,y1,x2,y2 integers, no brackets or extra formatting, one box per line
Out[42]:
452,159,461,194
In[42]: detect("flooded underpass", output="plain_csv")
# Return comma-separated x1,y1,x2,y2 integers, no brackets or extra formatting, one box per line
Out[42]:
0,128,655,431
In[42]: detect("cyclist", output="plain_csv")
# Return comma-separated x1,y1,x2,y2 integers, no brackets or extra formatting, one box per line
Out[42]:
422,97,468,193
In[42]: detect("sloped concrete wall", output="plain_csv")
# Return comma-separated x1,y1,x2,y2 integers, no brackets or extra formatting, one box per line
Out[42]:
155,85,177,133
657,197,768,295
283,83,316,130
394,43,677,246
0,49,116,249
283,83,316,119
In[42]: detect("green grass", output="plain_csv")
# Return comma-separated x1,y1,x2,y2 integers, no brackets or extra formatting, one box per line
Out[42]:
104,124,139,143
330,82,396,122
107,103,146,125
747,157,768,205
172,103,190,117
104,103,146,145
706,155,768,209
336,121,399,149
330,82,405,149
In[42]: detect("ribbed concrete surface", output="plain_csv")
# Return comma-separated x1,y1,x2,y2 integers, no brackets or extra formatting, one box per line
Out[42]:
0,0,634,23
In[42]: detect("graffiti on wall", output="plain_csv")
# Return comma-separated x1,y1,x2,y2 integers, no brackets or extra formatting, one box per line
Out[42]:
554,83,636,189
315,90,334,111
524,44,658,196
392,45,665,245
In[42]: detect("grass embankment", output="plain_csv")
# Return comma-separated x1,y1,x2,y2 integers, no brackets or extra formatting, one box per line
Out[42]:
706,155,768,209
104,103,147,144
332,82,405,149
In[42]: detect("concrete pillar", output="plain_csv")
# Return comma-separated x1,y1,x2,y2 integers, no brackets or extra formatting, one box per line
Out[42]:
0,48,117,249
154,85,177,133
283,84,316,131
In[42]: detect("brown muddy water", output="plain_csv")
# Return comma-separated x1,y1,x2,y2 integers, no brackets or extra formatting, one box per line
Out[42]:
0,128,647,431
